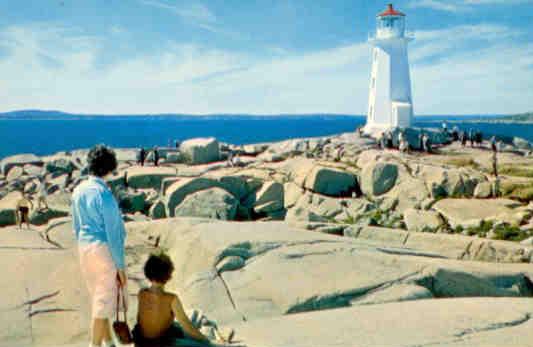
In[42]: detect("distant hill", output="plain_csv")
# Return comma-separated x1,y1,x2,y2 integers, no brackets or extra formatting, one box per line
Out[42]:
502,112,533,123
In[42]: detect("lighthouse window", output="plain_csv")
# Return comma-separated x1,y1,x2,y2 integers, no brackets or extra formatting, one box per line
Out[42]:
371,77,375,89
374,50,378,61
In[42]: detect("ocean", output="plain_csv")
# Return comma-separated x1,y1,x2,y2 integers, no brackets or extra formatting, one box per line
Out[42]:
1,115,532,160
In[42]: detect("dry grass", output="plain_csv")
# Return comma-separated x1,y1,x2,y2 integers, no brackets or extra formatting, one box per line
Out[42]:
443,156,479,169
499,165,533,178
500,180,533,202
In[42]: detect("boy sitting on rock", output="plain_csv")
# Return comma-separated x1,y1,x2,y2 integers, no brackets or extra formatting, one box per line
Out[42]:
134,252,232,346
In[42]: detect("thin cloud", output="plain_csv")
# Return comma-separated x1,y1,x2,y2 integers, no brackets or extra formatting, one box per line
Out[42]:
409,0,533,12
0,22,531,115
139,0,215,24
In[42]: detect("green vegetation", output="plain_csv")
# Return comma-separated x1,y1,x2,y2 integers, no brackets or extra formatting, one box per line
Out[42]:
499,165,533,178
443,156,480,170
453,220,530,242
500,181,533,202
341,209,406,230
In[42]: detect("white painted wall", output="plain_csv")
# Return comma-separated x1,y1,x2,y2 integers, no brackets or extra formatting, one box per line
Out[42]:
366,37,413,130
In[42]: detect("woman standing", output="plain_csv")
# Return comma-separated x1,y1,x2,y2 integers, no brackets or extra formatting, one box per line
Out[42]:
72,145,127,347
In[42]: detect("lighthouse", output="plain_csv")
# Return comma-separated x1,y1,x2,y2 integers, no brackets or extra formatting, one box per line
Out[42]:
365,4,413,132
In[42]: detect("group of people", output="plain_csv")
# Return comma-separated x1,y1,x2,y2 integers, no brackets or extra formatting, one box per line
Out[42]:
137,147,160,167
378,130,431,154
72,145,231,347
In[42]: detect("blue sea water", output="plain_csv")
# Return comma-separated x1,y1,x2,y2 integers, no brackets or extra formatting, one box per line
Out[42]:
0,115,532,160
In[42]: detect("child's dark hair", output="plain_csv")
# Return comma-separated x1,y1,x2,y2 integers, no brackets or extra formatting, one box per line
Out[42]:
144,252,174,283
87,144,117,177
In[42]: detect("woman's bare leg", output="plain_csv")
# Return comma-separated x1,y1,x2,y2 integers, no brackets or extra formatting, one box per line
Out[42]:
91,318,112,346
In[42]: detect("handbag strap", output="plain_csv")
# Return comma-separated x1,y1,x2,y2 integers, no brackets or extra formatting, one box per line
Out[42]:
116,285,127,322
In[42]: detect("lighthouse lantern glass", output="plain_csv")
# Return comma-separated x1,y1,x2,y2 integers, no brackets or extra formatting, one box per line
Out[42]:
376,16,405,39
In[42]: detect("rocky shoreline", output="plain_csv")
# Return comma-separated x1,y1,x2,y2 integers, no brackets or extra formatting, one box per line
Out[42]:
1,130,533,346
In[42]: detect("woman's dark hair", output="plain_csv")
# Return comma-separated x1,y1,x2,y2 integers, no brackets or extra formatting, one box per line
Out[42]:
87,145,117,177
144,252,174,283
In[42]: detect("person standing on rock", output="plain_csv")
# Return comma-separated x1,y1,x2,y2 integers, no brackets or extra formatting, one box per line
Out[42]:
469,129,475,147
138,147,146,167
36,176,49,211
71,145,127,347
490,136,497,152
16,192,33,230
492,149,498,178
153,147,160,167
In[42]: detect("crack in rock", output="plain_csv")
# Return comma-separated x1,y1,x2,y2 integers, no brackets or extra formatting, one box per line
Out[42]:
454,313,531,338
29,308,77,317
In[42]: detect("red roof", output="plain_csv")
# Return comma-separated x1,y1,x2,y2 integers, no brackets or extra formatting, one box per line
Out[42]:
378,4,405,17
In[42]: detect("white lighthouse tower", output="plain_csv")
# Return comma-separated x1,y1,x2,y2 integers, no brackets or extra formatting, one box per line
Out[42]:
365,4,413,133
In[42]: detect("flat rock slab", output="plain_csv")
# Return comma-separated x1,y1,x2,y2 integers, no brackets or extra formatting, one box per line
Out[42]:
234,298,533,347
145,220,533,328
433,198,528,228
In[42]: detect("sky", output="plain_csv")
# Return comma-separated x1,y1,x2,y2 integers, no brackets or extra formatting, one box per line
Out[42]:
0,0,532,115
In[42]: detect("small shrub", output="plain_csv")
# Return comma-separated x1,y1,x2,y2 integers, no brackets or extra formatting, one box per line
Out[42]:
492,224,529,242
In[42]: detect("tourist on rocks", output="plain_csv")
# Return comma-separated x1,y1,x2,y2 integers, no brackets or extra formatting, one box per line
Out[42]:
442,121,448,133
378,132,386,150
138,147,146,166
175,140,180,149
475,131,483,147
459,131,467,147
451,126,459,141
71,145,127,347
123,171,128,189
227,150,234,167
386,131,394,149
133,253,233,346
36,176,49,211
15,191,33,230
469,129,475,147
418,132,424,151
153,147,160,167
422,133,431,153
399,138,409,154
490,136,497,152
492,150,498,178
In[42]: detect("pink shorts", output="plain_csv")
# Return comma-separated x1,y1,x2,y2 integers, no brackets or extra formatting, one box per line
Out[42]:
78,243,127,319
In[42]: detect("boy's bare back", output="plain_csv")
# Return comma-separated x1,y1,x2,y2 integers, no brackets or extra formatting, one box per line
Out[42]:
137,288,176,339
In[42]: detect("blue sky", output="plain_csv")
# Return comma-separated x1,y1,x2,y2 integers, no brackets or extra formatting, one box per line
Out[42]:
0,0,531,115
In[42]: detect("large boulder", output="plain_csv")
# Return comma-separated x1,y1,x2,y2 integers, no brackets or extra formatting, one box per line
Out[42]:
107,166,177,191
285,192,369,224
433,198,529,229
180,137,220,164
149,200,166,220
117,190,146,214
45,157,75,175
29,208,69,226
0,191,20,226
474,181,493,199
6,166,24,181
165,177,221,217
403,208,444,233
174,187,238,220
23,164,43,176
361,162,399,196
513,137,531,150
253,181,284,215
0,154,42,175
303,166,358,197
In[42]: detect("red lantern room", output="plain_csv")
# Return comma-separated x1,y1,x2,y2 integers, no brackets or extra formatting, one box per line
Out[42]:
376,4,406,39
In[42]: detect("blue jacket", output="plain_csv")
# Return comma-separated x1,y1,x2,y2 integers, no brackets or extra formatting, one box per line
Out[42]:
71,176,126,269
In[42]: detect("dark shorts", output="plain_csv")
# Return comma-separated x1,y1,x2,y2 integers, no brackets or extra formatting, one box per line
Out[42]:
132,323,185,347
19,207,29,222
